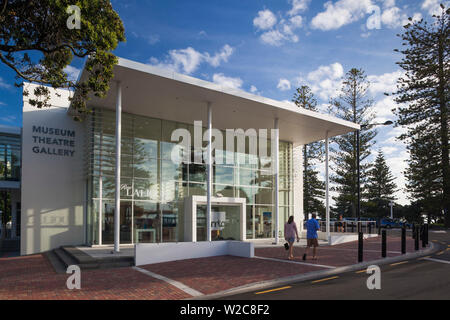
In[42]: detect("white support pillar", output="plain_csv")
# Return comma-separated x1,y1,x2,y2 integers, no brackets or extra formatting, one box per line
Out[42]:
325,132,330,244
98,176,103,245
206,103,212,242
274,118,280,244
114,82,122,253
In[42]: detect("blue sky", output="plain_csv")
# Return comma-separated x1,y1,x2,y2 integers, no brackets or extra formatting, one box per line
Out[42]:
0,0,446,205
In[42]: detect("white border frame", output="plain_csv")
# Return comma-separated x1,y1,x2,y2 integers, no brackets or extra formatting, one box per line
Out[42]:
184,196,247,242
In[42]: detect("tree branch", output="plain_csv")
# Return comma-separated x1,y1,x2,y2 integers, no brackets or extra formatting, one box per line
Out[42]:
0,0,7,17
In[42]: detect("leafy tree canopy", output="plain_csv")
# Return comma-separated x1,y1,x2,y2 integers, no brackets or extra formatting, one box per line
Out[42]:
0,0,125,114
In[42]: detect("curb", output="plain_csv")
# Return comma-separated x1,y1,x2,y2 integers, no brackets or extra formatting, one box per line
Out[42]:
189,242,438,300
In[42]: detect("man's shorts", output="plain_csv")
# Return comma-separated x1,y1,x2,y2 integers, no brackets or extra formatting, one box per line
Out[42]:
307,238,319,247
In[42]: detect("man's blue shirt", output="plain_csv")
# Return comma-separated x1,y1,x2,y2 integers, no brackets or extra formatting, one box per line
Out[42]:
306,218,320,239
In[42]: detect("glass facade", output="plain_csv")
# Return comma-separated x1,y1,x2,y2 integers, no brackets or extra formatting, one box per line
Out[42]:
0,131,21,181
86,108,293,245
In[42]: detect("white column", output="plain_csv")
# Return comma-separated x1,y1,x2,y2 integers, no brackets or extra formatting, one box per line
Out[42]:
292,145,304,233
274,118,279,244
325,132,330,244
206,103,212,242
114,82,122,253
98,176,103,245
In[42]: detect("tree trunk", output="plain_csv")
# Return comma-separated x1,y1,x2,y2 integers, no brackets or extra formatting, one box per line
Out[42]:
438,37,450,228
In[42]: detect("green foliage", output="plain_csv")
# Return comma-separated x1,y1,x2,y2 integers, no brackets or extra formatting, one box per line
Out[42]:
391,5,449,226
293,86,326,218
0,0,125,114
405,131,443,222
365,150,397,218
328,68,377,217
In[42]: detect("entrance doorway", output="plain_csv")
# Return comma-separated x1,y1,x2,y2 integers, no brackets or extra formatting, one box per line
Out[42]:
184,196,246,242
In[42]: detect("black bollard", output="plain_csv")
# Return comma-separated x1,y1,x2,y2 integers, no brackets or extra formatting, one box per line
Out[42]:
412,223,416,239
424,224,429,246
358,232,363,263
368,223,372,234
401,226,406,254
422,225,426,248
382,230,387,258
415,227,419,251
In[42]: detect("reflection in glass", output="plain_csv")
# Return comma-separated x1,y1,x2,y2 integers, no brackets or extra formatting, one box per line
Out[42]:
134,202,159,243
88,108,294,244
255,206,273,239
102,201,132,244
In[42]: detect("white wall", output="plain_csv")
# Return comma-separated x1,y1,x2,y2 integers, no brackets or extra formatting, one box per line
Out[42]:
135,241,254,266
21,83,86,255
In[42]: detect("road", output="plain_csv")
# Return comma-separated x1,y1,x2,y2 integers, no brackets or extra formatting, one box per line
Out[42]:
221,229,450,300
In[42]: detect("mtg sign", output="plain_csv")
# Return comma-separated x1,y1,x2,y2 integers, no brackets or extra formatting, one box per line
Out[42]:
31,126,76,157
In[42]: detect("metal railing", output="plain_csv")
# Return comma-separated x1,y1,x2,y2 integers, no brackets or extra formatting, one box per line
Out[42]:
313,220,378,234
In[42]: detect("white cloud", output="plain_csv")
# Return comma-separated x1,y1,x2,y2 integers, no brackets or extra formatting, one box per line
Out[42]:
253,4,304,46
150,45,234,75
250,85,259,94
260,30,287,46
295,62,344,100
0,102,6,106
381,146,398,155
277,79,292,91
0,77,12,90
64,65,81,82
212,73,243,89
382,0,396,8
310,0,425,31
371,96,397,123
288,0,311,16
381,7,407,28
253,9,277,30
422,0,449,16
367,70,403,95
204,44,234,67
311,0,373,31
0,115,16,123
145,34,160,45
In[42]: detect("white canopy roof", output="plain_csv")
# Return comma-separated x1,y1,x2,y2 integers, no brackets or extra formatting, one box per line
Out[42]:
74,57,359,145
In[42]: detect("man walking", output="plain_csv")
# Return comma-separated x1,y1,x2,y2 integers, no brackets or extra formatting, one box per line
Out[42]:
303,213,320,261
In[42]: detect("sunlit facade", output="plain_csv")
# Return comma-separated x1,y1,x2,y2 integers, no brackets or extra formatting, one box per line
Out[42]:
86,108,293,245
19,57,359,255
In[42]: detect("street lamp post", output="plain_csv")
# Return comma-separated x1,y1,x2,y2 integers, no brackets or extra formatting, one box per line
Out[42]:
357,120,393,262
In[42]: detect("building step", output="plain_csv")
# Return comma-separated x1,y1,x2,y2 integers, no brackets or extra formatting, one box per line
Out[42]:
45,250,67,274
53,247,78,269
60,246,134,270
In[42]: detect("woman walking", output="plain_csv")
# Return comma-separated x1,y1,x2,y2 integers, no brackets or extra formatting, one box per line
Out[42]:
284,216,300,260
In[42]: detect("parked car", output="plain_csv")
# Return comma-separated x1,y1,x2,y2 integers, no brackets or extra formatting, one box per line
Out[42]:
379,218,402,229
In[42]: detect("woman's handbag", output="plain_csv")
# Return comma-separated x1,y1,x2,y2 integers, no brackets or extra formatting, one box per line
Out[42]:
284,242,290,250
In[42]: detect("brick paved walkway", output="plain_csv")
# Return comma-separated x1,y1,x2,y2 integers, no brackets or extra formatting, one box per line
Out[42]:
255,236,417,267
0,236,427,300
0,254,189,300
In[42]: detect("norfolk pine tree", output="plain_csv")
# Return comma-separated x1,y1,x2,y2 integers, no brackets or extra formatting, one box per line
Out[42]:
366,150,397,218
328,68,377,217
391,5,449,226
293,86,326,219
